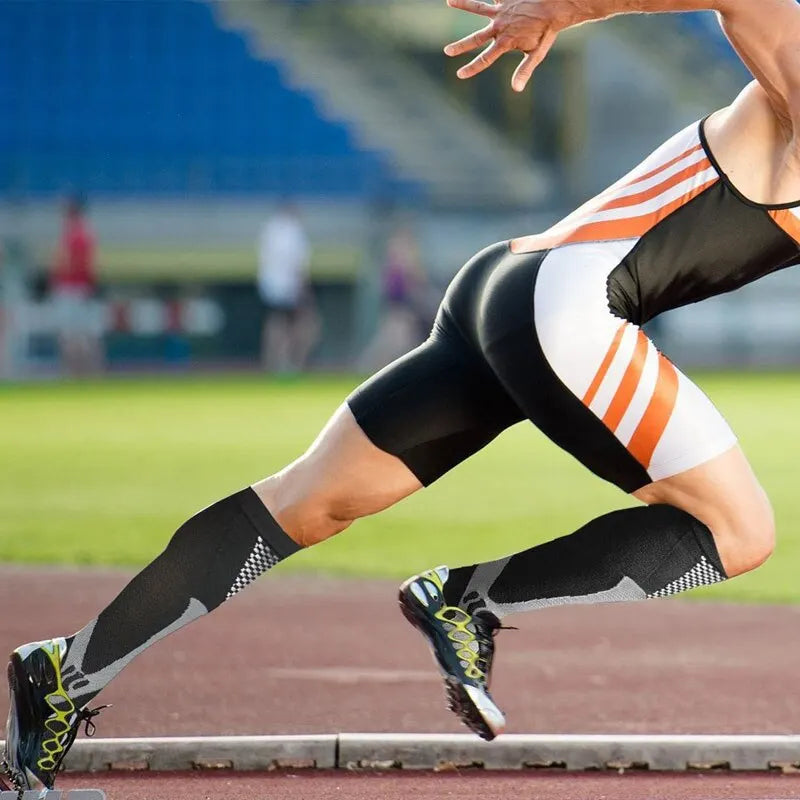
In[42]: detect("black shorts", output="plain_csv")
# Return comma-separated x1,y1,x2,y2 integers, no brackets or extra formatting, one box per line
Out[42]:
348,239,736,492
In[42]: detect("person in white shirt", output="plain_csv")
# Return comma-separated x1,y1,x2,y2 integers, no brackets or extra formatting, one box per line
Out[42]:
257,202,317,372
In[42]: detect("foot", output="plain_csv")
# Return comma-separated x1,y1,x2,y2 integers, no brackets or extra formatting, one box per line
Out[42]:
2,639,105,793
398,566,506,741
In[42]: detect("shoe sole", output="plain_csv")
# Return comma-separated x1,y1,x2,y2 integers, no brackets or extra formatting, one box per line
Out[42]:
1,660,20,793
4,655,27,794
5,652,51,793
398,585,505,741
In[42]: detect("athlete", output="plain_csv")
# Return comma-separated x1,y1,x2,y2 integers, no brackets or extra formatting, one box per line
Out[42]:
5,0,800,792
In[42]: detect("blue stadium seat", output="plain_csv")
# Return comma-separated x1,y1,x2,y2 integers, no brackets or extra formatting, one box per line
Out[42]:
1,0,412,198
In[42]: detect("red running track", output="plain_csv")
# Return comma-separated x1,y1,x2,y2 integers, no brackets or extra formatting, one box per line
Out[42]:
6,566,800,798
3,566,799,737
0,567,800,737
56,771,800,800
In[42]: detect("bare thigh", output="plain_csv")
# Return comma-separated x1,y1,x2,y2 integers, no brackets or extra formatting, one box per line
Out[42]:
634,444,775,577
252,404,424,547
252,318,523,547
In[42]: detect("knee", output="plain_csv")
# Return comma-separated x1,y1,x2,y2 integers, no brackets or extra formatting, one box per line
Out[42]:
713,492,775,577
254,471,355,549
278,500,354,548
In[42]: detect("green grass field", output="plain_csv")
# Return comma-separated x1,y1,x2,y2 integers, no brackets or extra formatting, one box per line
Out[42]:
1,373,799,603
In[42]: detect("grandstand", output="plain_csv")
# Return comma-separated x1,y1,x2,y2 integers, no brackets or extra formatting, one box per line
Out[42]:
0,1,747,206
0,0,415,199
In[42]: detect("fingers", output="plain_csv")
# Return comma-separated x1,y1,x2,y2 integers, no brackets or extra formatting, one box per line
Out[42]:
511,31,557,91
445,0,499,18
511,52,538,93
444,23,495,56
457,40,504,79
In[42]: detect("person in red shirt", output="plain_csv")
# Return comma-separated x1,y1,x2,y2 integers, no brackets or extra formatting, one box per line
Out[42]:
51,195,102,374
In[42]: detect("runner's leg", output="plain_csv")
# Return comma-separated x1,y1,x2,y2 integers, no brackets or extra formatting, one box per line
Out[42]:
56,281,523,708
253,404,421,547
633,445,774,577
439,243,773,617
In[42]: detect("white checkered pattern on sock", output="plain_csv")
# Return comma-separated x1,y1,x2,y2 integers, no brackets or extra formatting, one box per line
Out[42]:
226,536,280,599
647,555,724,598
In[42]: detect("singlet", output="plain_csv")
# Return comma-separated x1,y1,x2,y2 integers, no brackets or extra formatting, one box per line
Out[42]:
512,118,800,325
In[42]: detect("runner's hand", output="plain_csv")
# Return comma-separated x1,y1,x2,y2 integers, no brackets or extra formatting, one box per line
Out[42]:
444,0,589,91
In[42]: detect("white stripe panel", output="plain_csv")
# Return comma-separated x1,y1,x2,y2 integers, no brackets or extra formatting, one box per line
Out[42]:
531,123,705,245
579,168,718,226
587,324,638,420
789,207,800,222
597,122,701,198
648,371,737,480
540,194,612,240
538,161,714,245
610,148,709,201
533,241,639,401
532,230,739,485
615,340,660,445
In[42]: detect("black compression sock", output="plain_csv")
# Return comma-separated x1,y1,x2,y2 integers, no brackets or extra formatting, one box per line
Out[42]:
61,488,299,706
443,505,727,618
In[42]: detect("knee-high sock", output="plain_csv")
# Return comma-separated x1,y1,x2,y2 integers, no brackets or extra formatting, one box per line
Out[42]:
442,505,727,619
60,488,299,707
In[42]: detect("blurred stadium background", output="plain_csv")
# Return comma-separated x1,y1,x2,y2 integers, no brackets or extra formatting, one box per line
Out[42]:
3,0,789,376
3,0,800,602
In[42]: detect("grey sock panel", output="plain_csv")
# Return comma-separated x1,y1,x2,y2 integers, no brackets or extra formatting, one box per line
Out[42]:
443,505,726,619
61,487,298,706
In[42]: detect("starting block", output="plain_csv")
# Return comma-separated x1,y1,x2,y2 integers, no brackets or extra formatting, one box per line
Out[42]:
0,792,105,799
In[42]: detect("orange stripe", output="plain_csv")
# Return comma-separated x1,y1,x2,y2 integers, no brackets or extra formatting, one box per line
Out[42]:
627,354,680,468
510,168,718,254
603,159,711,212
561,176,719,248
563,144,704,217
603,330,649,431
769,209,800,244
583,323,627,406
510,229,574,253
544,153,707,241
626,143,704,186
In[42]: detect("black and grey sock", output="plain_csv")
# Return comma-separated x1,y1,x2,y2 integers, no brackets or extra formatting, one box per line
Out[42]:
61,487,299,707
443,505,727,618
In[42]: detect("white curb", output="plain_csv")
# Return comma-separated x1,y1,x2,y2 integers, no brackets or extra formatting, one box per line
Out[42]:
337,734,800,771
4,734,800,773
67,735,337,771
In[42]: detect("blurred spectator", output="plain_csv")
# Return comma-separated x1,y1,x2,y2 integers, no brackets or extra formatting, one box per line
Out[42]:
51,195,103,375
257,202,318,373
360,225,433,370
1,238,33,380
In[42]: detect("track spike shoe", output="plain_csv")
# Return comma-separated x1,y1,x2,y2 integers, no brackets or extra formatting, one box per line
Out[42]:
399,566,506,740
3,638,107,794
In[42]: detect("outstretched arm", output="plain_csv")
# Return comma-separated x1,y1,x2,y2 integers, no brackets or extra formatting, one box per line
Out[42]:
446,0,800,126
714,0,800,130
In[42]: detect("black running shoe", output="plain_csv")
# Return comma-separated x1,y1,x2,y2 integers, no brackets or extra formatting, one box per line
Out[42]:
399,566,506,740
2,639,106,794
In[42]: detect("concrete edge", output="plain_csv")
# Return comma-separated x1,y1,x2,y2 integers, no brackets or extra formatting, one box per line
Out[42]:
5,734,800,773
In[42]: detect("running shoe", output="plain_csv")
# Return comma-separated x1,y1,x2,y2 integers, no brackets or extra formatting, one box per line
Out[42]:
398,566,506,740
2,639,106,794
